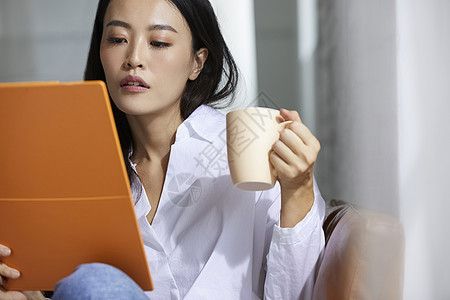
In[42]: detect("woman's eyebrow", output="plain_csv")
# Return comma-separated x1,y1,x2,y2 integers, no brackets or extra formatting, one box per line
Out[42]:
106,20,131,29
148,24,178,33
105,20,177,33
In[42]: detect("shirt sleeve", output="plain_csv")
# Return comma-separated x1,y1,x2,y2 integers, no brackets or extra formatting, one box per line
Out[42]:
263,177,326,300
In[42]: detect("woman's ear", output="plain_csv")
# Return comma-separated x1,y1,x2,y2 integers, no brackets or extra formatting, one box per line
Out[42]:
189,48,209,81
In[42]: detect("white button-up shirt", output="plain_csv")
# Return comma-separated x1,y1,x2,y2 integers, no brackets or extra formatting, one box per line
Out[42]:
130,105,325,299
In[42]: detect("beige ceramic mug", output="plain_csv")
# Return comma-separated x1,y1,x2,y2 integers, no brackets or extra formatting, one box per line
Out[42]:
226,107,291,191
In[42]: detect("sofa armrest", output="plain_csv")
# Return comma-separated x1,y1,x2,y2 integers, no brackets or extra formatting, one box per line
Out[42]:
313,200,404,299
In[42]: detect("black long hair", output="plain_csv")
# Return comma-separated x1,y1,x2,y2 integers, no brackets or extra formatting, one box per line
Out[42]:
84,0,239,196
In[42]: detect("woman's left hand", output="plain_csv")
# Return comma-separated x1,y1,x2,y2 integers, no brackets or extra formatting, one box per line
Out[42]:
269,109,321,228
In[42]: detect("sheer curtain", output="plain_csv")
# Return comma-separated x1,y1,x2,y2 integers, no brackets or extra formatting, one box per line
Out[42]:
315,0,399,215
397,0,450,298
315,0,450,298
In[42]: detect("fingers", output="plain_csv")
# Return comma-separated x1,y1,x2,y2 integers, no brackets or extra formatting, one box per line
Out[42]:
0,246,21,288
0,264,21,291
272,139,297,165
279,108,320,148
0,263,20,280
276,123,320,161
285,122,320,152
0,246,29,300
270,149,293,178
270,138,313,179
271,109,320,186
23,291,46,300
280,108,301,122
0,246,11,258
0,290,28,300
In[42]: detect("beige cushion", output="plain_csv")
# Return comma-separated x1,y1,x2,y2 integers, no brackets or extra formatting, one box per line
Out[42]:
313,200,404,300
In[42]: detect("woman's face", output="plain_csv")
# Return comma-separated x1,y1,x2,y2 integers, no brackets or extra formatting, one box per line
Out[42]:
100,0,204,117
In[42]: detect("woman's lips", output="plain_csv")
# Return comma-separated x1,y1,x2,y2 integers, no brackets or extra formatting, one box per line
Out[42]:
120,75,149,92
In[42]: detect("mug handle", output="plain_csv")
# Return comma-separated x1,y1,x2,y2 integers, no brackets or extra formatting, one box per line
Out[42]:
277,120,293,132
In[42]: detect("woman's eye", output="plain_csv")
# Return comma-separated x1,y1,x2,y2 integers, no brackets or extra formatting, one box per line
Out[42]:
150,41,170,48
107,37,127,44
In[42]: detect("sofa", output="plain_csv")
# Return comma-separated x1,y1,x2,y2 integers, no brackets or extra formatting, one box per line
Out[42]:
312,199,405,299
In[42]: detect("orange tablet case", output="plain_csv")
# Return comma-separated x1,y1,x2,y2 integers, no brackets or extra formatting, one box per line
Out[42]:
0,81,153,291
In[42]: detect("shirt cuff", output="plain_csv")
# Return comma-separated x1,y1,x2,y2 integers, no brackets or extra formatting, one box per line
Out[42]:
272,194,323,245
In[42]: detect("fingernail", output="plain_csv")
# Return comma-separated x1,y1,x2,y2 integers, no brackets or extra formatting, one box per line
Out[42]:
0,247,11,256
11,269,20,279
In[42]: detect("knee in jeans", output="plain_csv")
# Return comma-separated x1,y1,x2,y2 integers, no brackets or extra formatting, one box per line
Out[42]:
54,263,127,298
75,263,123,279
53,262,148,300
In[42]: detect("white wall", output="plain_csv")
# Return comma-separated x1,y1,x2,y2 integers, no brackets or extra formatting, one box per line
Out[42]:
206,0,258,110
0,0,97,82
397,0,450,298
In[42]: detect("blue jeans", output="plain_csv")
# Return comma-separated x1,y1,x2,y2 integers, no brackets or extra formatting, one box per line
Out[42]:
52,263,148,300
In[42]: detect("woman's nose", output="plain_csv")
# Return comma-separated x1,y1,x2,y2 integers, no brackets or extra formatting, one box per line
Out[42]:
125,42,145,69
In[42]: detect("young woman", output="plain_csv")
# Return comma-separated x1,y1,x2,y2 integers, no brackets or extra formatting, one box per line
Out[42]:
0,0,325,299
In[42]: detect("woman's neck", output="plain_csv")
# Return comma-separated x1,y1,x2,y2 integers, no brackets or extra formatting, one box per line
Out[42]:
127,105,183,164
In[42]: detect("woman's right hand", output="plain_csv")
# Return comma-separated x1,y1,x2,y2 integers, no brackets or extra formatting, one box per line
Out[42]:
0,244,44,300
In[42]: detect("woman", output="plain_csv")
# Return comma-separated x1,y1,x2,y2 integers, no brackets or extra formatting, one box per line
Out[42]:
0,0,325,299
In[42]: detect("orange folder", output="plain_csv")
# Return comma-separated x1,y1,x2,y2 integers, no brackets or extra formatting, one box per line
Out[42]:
0,81,153,291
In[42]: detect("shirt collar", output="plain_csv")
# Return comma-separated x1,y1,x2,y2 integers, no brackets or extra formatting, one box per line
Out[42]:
175,105,225,144
128,105,225,161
